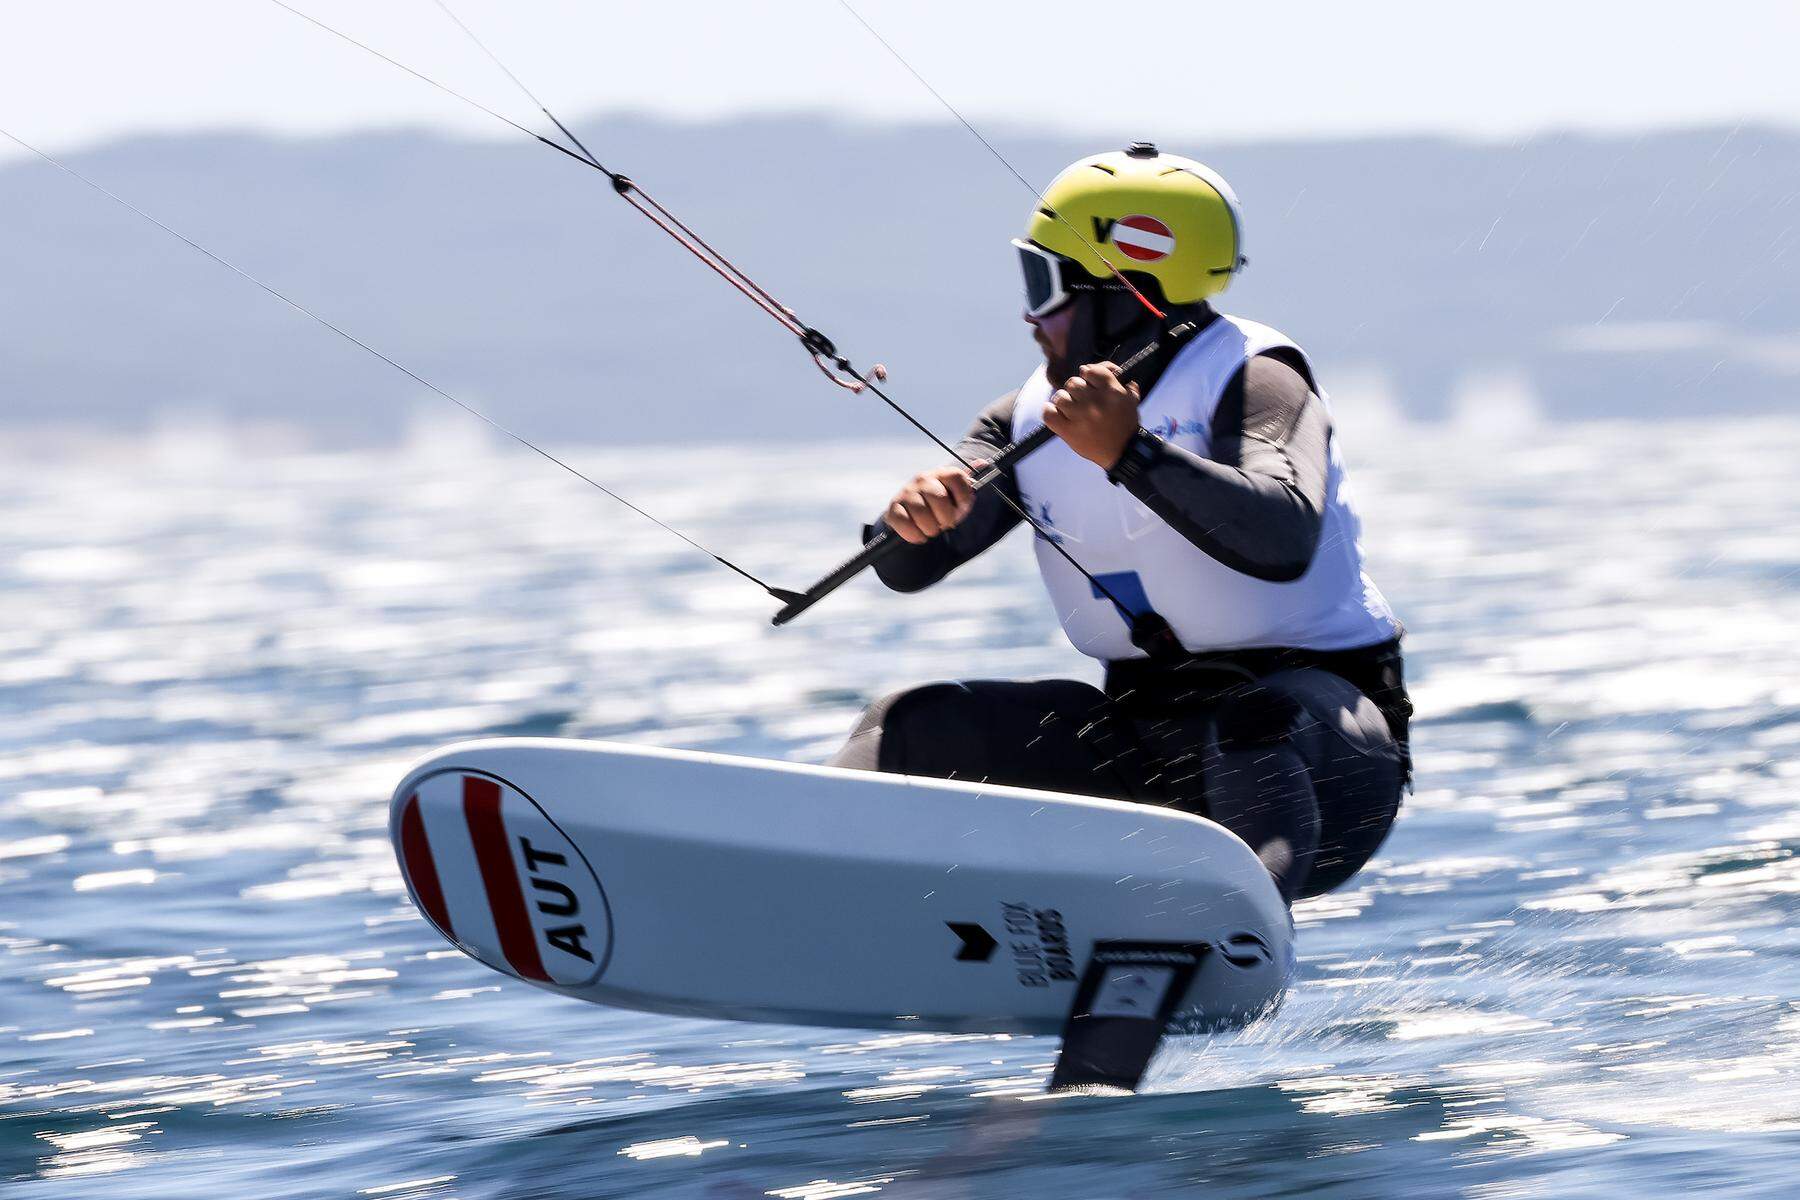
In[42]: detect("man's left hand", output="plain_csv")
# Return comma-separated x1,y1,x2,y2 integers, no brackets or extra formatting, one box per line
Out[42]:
1043,362,1141,469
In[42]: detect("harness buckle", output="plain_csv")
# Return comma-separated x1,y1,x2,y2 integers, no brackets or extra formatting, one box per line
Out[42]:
1129,612,1186,662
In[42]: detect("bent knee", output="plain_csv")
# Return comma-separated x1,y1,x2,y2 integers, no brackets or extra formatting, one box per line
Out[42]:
1298,754,1405,898
830,681,968,773
1255,668,1400,763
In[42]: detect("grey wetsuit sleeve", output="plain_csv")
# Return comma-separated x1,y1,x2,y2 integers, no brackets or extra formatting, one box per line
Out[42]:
870,391,1025,593
1115,351,1329,582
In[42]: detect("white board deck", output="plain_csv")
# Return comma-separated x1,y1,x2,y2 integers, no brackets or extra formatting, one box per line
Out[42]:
390,738,1291,1035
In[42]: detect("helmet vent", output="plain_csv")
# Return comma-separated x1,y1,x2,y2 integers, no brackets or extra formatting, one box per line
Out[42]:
1088,163,1117,176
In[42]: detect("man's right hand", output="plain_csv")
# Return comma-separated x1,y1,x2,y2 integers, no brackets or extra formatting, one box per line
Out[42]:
885,462,983,544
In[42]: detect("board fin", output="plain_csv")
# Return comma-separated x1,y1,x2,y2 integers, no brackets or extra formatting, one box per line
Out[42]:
1048,941,1211,1093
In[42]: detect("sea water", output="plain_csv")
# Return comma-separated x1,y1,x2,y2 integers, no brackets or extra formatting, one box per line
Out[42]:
1,415,1796,1198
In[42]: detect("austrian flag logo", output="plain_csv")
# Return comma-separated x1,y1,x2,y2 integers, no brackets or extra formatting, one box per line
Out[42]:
1109,214,1176,263
396,771,612,988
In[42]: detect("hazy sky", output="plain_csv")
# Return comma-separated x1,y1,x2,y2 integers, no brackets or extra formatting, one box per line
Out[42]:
2,0,1797,159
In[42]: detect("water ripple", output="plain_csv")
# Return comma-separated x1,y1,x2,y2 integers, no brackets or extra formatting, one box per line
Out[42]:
2,419,1798,1197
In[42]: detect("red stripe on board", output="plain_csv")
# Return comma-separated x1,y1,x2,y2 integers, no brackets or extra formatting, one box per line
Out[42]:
399,794,454,939
462,776,550,982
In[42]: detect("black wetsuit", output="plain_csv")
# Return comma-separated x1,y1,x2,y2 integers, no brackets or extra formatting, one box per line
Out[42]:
830,311,1411,902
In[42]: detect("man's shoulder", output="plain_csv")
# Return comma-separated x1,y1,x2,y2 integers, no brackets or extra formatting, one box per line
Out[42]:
1171,313,1319,398
1213,311,1300,349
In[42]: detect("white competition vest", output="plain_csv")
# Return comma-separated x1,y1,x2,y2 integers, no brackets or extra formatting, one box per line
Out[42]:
1011,314,1398,661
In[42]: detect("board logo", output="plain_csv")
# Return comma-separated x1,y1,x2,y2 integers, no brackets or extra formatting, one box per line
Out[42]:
946,922,998,962
1002,902,1078,987
396,770,612,987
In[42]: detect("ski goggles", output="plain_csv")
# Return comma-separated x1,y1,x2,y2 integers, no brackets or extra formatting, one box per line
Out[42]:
1013,238,1128,318
1013,239,1079,318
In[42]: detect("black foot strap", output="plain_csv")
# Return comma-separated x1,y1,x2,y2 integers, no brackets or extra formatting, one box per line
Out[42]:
1048,941,1210,1093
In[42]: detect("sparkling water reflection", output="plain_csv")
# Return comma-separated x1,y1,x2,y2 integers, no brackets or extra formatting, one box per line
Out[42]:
2,416,1797,1197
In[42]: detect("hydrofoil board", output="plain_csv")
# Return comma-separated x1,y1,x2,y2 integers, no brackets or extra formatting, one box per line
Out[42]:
389,738,1291,1082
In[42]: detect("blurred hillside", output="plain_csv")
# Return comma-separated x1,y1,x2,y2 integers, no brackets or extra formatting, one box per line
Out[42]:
2,117,1794,444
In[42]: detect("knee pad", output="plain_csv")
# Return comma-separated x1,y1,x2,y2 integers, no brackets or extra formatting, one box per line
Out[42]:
830,682,968,773
855,679,1133,797
853,682,945,733
868,682,984,775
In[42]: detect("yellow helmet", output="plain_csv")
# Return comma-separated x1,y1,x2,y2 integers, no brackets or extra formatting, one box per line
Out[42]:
1021,142,1245,307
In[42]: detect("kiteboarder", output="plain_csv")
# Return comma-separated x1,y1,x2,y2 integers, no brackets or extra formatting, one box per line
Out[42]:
23,0,1410,916
832,144,1412,904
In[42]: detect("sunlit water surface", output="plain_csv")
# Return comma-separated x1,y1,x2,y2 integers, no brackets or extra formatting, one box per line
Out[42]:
2,416,1797,1198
